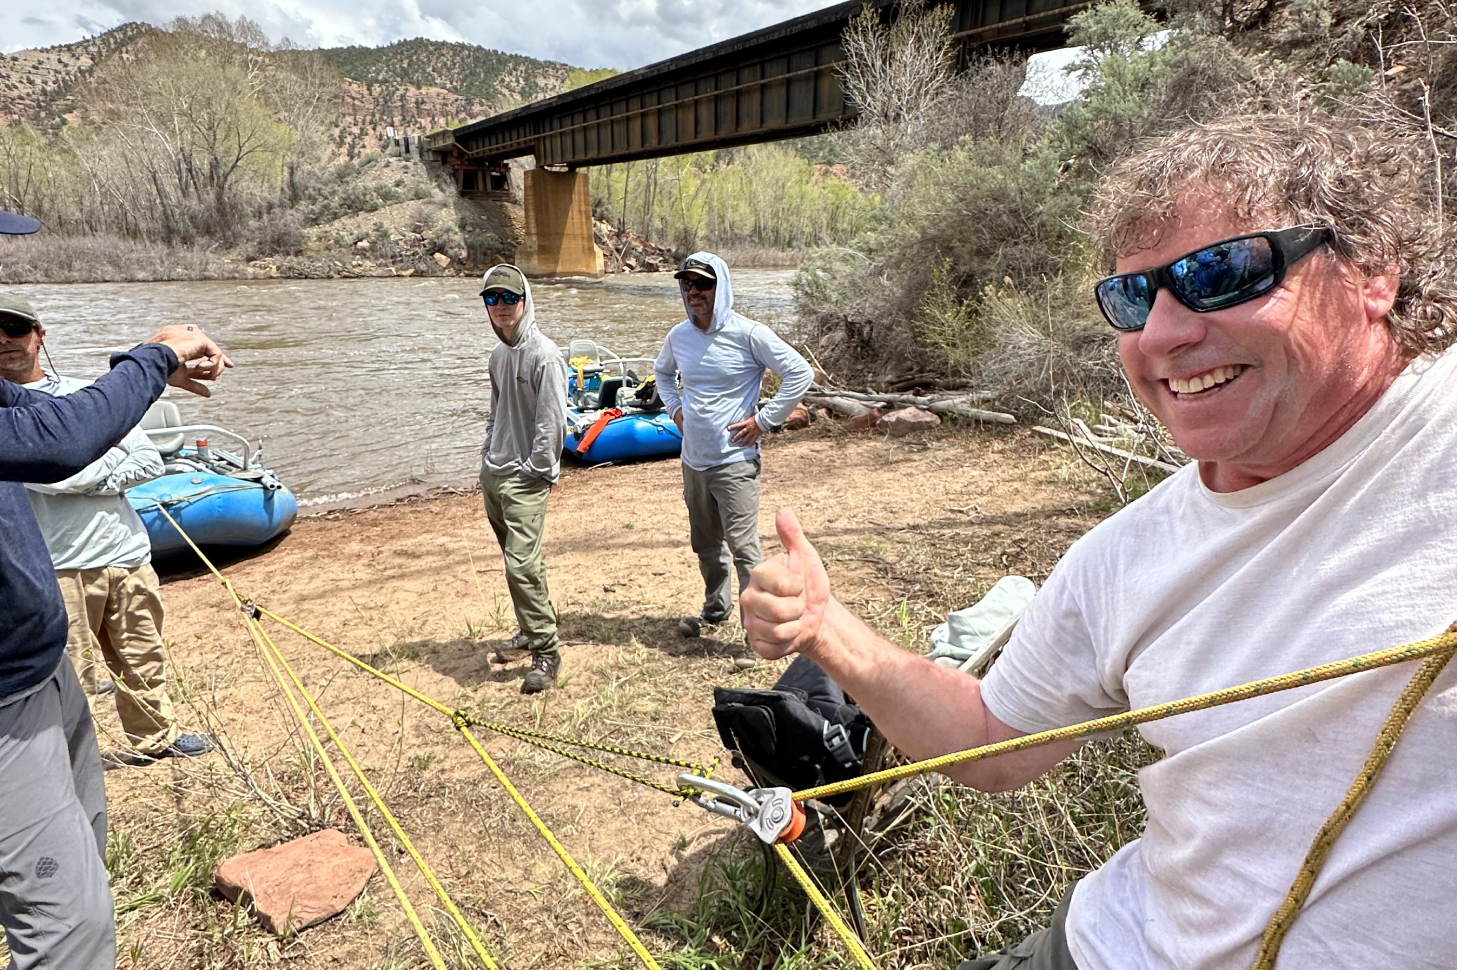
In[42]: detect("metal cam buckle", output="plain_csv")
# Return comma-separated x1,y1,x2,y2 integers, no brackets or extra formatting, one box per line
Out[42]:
677,774,798,844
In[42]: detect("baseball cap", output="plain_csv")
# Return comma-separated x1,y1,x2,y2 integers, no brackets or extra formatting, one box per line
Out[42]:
480,264,527,295
0,292,39,325
673,257,716,281
0,210,41,235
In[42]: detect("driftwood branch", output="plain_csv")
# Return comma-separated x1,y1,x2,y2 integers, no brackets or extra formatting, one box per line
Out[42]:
1031,426,1182,474
805,387,1016,424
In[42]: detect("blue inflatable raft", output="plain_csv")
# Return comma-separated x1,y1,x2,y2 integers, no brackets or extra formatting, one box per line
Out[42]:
561,341,681,465
126,403,298,558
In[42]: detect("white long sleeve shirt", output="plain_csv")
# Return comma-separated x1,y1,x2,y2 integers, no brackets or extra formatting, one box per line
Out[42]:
23,373,163,570
653,252,813,471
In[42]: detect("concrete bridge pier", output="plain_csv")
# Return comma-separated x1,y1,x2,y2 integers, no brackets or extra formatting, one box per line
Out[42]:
516,169,603,279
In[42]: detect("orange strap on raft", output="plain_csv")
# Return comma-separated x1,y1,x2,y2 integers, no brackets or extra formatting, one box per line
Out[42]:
575,408,623,454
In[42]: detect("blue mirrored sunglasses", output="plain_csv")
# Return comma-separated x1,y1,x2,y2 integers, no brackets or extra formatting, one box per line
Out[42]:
1094,226,1331,333
482,291,523,307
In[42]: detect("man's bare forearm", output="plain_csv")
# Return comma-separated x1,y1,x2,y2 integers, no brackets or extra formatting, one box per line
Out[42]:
801,598,1078,791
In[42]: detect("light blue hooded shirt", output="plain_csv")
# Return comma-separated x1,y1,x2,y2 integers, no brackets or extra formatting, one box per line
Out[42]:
653,252,813,472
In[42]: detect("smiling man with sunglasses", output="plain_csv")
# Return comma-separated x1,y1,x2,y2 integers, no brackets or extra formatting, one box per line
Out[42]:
478,263,568,693
741,113,1457,970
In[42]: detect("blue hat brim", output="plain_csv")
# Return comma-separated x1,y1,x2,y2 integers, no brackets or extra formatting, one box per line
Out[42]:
0,211,42,235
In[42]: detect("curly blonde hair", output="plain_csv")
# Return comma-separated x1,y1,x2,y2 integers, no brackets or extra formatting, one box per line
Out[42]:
1086,112,1457,357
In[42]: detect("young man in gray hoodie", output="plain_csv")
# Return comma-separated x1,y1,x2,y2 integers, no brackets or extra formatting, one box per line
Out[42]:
654,252,813,638
479,264,568,693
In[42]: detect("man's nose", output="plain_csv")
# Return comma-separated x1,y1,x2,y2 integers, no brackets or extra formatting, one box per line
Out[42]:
1131,288,1205,359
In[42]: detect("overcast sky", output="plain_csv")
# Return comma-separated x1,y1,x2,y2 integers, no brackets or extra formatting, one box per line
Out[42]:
4,0,846,69
4,0,1087,103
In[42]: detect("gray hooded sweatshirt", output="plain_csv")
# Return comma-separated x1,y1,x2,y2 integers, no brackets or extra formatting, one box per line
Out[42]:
653,252,813,471
482,266,569,483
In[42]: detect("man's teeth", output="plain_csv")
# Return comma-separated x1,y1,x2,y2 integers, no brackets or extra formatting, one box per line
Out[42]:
1168,365,1245,395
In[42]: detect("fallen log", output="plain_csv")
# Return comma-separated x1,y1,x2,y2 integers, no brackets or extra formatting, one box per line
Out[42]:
928,400,1017,424
807,387,998,406
810,396,870,418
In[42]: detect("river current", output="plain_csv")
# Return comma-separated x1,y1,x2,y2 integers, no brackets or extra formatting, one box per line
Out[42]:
8,270,798,504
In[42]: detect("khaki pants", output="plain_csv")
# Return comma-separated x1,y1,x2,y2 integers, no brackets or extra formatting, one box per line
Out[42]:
480,469,559,659
55,564,178,756
682,458,763,621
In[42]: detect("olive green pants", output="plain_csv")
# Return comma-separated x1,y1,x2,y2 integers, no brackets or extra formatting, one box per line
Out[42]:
957,885,1078,970
480,469,559,659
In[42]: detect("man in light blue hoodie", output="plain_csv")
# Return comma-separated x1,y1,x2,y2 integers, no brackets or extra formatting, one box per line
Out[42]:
480,264,568,693
654,253,813,638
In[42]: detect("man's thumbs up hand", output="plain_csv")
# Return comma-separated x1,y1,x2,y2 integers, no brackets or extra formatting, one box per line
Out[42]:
743,508,832,660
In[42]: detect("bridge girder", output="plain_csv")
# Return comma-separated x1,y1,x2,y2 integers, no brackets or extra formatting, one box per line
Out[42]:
429,0,1090,172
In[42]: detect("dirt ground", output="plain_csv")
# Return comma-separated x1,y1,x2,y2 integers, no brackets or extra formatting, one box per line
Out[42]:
93,424,1111,970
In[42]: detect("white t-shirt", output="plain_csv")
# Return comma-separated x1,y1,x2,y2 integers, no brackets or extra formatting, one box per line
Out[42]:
982,350,1457,970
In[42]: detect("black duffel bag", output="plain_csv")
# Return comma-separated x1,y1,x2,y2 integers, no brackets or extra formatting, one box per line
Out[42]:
711,655,873,807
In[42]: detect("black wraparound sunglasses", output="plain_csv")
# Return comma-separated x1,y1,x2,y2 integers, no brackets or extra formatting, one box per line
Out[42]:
482,291,523,307
679,277,716,293
1094,226,1332,333
0,318,36,338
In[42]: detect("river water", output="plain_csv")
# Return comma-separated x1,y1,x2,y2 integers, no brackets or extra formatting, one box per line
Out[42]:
8,270,799,503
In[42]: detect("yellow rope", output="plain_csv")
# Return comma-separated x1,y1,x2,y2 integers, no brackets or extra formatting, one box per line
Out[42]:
794,628,1457,801
1252,626,1457,968
257,606,713,794
773,843,877,969
452,722,666,970
151,506,451,962
154,505,661,969
256,622,501,968
244,611,449,967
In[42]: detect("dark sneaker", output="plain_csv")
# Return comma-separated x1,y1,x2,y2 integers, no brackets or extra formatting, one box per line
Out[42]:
677,614,727,638
492,631,532,665
102,733,215,770
521,654,560,694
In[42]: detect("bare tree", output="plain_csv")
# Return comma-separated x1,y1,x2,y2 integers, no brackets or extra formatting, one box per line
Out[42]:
837,0,958,192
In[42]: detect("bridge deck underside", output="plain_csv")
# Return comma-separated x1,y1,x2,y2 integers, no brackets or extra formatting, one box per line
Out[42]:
437,0,1088,170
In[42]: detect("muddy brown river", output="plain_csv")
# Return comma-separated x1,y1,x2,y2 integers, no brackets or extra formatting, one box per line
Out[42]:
6,270,799,503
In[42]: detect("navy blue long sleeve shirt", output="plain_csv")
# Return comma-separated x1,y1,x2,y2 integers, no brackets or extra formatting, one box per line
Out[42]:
1,343,177,700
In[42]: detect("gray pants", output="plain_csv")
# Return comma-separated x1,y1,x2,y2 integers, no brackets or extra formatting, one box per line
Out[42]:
957,885,1078,970
0,660,113,970
481,468,559,659
682,458,763,621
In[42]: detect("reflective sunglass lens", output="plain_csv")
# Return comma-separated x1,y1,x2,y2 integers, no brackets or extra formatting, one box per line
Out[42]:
0,320,33,337
483,292,522,306
1096,274,1154,332
1169,236,1275,310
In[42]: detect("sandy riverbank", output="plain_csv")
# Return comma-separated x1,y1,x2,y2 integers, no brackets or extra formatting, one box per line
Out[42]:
93,425,1112,969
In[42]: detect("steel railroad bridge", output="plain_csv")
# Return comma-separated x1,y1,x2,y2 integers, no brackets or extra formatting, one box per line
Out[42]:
428,0,1089,276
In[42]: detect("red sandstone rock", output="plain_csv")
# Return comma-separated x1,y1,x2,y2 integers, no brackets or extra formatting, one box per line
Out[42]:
214,829,377,936
783,403,812,430
849,407,882,431
881,406,941,437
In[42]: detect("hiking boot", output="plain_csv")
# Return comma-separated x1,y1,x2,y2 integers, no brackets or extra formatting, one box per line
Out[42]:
677,614,726,638
492,631,532,665
521,654,560,694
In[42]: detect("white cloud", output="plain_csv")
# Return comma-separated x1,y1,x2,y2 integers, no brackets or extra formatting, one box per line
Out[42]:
2,0,836,69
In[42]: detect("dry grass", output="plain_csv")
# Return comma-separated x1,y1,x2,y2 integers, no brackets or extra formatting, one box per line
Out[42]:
0,234,251,283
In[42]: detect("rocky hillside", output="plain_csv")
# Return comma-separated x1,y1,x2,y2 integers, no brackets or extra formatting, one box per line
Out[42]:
0,23,155,126
1,25,576,152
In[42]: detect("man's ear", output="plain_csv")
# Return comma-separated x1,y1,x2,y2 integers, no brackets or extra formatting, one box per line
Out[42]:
1360,268,1400,324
